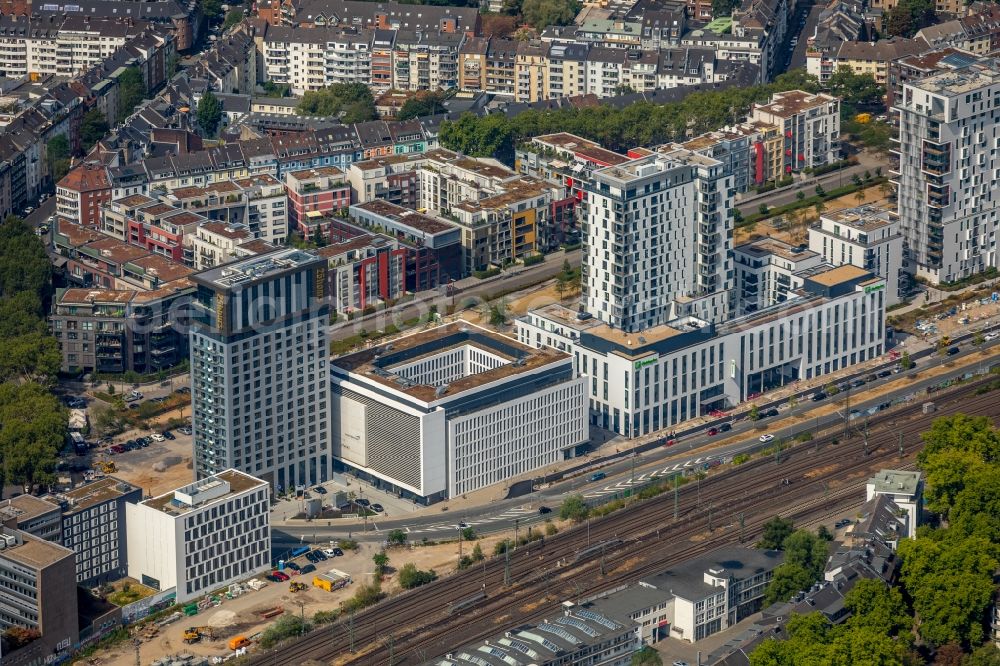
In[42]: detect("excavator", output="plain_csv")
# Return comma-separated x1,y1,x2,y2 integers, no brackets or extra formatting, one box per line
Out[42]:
93,460,117,474
289,581,308,592
182,626,215,644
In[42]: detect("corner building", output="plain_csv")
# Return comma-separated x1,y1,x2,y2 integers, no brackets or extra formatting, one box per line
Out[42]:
189,249,330,492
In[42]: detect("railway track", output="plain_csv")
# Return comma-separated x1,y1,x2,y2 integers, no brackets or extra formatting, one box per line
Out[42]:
252,377,1000,666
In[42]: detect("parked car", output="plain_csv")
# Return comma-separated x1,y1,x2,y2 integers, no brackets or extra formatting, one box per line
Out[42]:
706,427,719,436
332,547,344,557
811,392,827,402
265,574,281,582
947,346,960,355
850,379,866,388
162,431,175,440
370,503,384,513
300,564,316,575
313,550,328,561
304,551,318,563
150,433,165,442
877,370,892,378
322,548,338,558
271,571,289,582
835,518,852,528
284,562,301,571
719,423,732,432
175,386,191,394
312,486,327,494
355,498,371,508
762,409,779,418
759,434,775,443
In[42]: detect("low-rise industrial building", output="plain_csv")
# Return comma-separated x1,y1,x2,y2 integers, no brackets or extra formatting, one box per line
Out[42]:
639,546,784,642
125,470,270,603
331,322,588,503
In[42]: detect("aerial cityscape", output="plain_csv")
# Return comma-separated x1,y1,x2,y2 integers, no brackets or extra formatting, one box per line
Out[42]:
0,0,998,663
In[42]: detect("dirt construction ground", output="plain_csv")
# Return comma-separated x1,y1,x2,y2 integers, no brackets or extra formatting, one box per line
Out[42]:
88,525,564,665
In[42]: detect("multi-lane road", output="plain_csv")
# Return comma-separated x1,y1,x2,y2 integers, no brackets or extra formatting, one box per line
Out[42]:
255,372,1000,665
272,330,1000,556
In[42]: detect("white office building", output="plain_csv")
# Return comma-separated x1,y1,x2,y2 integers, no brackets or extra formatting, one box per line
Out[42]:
892,57,1000,284
734,238,825,315
189,248,331,492
583,149,734,331
809,205,905,305
517,264,887,438
125,470,270,603
330,322,587,503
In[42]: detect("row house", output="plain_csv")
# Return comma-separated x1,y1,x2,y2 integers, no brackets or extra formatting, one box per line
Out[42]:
416,149,517,215
28,0,199,51
100,194,204,265
459,36,516,97
391,30,463,92
0,15,149,80
916,5,1000,54
348,200,462,291
51,281,195,375
316,233,407,314
57,162,112,227
347,153,423,206
807,36,926,85
284,165,351,236
278,0,480,36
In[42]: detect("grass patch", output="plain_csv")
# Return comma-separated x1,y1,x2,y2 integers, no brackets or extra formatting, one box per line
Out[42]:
740,178,887,227
106,581,154,607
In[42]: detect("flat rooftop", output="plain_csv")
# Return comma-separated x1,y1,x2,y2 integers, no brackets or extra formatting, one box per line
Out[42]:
353,200,457,235
526,303,604,333
57,477,139,514
754,90,836,117
806,264,871,287
869,469,922,496
142,469,265,516
736,237,818,262
909,59,1000,96
0,494,58,523
0,529,73,569
332,322,569,403
821,204,896,231
642,546,784,601
59,288,134,305
194,247,322,290
534,132,632,166
594,151,716,184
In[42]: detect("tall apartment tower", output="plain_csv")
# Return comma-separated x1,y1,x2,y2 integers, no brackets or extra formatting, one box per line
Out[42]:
893,58,1000,284
189,248,330,493
582,148,733,331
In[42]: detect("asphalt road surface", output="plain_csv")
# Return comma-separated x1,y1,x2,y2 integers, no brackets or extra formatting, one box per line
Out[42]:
272,329,999,552
328,249,582,341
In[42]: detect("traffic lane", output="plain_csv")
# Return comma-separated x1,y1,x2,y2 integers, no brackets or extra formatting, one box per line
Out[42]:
789,4,823,70
269,341,1000,544
736,164,870,216
25,196,56,226
328,249,582,342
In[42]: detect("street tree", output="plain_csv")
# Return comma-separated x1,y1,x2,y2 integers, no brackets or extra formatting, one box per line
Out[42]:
559,495,590,522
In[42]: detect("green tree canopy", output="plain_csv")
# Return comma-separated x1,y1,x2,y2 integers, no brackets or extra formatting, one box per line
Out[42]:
116,66,147,124
883,0,934,37
521,0,580,29
398,562,437,589
918,414,1000,466
47,135,71,183
397,91,449,120
826,67,883,108
842,579,910,637
0,381,66,494
197,91,223,138
630,646,663,666
439,69,819,164
80,108,109,151
297,83,377,122
559,495,590,522
222,8,244,31
759,516,794,549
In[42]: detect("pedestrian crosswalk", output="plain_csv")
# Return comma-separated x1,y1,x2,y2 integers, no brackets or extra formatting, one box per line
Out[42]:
582,455,717,498
407,506,539,534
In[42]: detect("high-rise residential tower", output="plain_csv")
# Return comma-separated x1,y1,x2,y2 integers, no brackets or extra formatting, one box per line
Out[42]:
582,148,734,331
189,248,330,492
893,57,1000,284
